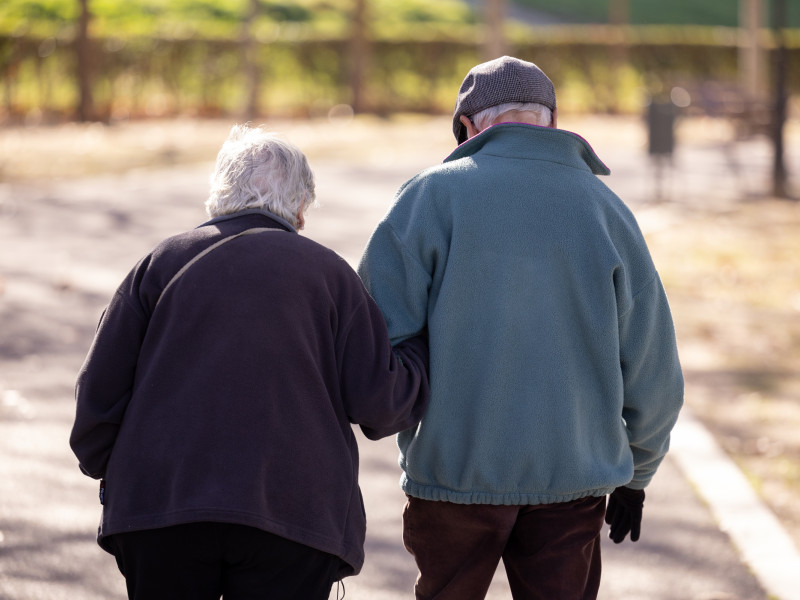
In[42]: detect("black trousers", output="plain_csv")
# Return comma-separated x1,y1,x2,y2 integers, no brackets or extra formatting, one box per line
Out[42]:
107,522,341,600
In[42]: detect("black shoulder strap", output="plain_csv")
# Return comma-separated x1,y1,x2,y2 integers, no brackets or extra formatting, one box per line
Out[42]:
155,227,279,309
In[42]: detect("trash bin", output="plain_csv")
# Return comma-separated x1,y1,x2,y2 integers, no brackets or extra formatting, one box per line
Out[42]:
647,100,676,156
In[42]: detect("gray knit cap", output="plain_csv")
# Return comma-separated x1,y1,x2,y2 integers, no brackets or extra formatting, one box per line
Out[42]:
452,56,557,144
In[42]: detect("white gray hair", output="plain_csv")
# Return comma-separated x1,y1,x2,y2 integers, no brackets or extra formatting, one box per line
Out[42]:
470,102,552,132
205,124,316,228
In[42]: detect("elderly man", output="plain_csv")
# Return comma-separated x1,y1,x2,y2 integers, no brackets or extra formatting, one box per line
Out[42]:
358,56,684,600
70,124,429,600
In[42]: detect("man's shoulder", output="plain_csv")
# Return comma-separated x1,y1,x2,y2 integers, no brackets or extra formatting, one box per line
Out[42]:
397,157,477,200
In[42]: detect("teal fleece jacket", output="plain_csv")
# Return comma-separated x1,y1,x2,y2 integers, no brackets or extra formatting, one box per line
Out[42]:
358,123,684,505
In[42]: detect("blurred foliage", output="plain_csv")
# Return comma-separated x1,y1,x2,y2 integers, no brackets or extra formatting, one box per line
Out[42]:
1,0,799,122
8,30,798,122
0,0,476,38
516,0,800,27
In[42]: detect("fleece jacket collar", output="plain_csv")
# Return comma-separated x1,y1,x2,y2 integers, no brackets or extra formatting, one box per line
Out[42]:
199,208,297,232
444,122,611,176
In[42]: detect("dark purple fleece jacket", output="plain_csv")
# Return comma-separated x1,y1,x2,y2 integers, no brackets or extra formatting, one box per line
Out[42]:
69,210,429,578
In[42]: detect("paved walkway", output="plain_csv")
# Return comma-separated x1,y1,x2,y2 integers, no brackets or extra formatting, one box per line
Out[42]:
0,115,797,599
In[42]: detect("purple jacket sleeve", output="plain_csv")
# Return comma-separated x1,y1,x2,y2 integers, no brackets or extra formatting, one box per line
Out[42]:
338,294,430,441
70,289,146,479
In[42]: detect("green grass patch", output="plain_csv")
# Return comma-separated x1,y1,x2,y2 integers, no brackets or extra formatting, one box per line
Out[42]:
515,0,800,27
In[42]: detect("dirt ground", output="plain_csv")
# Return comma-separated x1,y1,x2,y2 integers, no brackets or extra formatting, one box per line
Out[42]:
1,110,799,561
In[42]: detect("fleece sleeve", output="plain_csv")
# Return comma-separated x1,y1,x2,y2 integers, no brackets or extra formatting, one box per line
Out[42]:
69,287,147,479
357,221,432,344
618,274,684,488
337,290,430,441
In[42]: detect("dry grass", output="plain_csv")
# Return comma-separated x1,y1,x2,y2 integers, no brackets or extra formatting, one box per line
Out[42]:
646,199,800,547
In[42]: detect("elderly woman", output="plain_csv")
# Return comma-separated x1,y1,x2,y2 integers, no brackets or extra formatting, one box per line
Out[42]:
70,124,429,600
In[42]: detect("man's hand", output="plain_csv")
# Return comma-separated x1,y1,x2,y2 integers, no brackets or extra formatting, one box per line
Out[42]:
605,487,645,543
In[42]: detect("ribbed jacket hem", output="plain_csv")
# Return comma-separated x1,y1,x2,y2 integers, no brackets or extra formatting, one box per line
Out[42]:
98,508,362,578
401,477,615,506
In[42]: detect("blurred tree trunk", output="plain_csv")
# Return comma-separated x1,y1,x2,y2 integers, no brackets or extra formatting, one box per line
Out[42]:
75,0,94,121
348,0,369,113
770,0,790,198
739,0,767,102
483,0,507,60
609,0,629,25
608,0,629,114
241,0,260,119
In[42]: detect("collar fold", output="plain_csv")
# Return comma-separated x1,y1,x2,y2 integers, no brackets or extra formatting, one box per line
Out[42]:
444,123,611,176
199,208,297,232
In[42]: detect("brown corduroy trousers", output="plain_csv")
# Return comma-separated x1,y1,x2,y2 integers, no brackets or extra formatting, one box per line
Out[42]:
402,495,606,600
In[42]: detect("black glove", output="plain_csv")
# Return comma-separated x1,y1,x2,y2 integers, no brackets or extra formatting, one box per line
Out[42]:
605,486,645,543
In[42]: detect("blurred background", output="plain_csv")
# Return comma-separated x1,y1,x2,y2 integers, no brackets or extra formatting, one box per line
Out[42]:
0,1,795,118
0,2,799,598
0,0,797,194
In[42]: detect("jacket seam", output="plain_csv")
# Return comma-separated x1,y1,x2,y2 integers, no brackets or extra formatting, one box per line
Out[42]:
384,222,430,276
618,272,658,320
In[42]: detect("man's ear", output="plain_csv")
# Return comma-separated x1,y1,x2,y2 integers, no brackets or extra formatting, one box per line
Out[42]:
550,108,558,129
459,115,481,139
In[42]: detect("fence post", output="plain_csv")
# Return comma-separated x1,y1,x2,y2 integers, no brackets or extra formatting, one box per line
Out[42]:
75,0,95,121
771,0,790,199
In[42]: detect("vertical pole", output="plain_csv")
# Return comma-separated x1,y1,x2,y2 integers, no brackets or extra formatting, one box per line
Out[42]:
609,0,629,26
739,0,767,102
771,0,789,198
349,0,368,113
484,0,507,60
609,0,629,114
242,0,260,120
76,0,94,122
